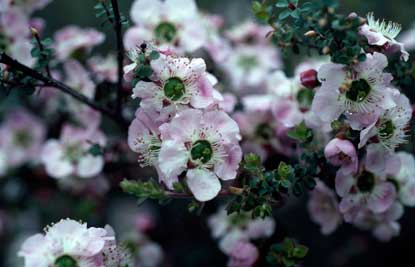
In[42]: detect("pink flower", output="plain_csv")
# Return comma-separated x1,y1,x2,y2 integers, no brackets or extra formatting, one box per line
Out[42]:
132,55,217,121
128,108,162,167
54,26,105,61
0,109,45,168
335,144,398,220
311,52,396,123
87,55,118,83
324,138,358,175
158,109,241,201
41,124,106,179
308,180,342,235
225,20,272,45
358,93,412,150
227,241,259,267
393,152,415,207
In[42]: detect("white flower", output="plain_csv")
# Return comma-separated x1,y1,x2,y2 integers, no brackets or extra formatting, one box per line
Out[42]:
18,219,114,267
394,152,415,206
360,13,409,61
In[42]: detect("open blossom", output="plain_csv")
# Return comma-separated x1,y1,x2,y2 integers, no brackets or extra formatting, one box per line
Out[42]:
359,93,412,149
353,202,404,242
311,52,396,123
18,219,114,267
54,26,105,61
158,109,241,201
1,0,52,14
359,13,409,61
0,109,45,168
324,138,358,175
132,55,217,121
128,108,162,167
41,124,106,179
335,144,399,221
393,152,415,206
308,180,342,235
222,44,281,91
125,0,206,53
225,20,272,45
87,55,118,83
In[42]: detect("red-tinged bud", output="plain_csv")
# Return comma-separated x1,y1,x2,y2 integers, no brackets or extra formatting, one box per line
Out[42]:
288,3,296,10
300,69,320,89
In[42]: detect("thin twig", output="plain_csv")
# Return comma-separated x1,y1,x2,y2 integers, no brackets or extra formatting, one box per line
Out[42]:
31,28,52,78
0,52,128,130
110,0,125,116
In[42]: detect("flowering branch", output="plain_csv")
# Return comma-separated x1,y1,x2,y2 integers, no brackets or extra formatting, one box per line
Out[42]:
110,0,125,116
0,52,128,129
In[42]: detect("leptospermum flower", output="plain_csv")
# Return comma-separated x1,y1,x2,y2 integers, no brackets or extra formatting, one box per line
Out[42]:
87,55,118,83
353,202,404,242
308,180,342,235
158,109,242,201
359,13,409,61
393,152,415,207
0,109,45,169
18,219,115,267
222,44,281,91
311,52,396,123
125,0,206,53
128,108,162,167
132,55,217,121
1,0,52,14
359,93,412,149
41,124,106,179
335,144,399,221
324,138,358,175
54,26,105,61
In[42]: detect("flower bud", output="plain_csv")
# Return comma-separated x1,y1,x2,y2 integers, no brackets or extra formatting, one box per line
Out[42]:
304,30,317,38
300,69,320,89
322,46,330,55
288,3,296,10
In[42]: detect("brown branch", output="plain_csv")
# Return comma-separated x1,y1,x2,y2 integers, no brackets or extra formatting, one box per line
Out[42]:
0,52,128,130
110,0,125,116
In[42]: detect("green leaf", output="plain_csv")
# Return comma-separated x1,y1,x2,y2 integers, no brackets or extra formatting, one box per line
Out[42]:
276,0,289,7
287,122,313,143
243,153,261,172
279,10,291,20
292,245,309,258
149,50,160,60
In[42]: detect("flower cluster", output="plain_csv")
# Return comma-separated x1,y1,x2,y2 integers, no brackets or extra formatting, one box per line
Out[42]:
127,51,242,202
303,13,414,241
208,207,276,267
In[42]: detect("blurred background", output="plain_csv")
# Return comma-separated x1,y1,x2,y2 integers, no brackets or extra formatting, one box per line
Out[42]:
1,1,414,267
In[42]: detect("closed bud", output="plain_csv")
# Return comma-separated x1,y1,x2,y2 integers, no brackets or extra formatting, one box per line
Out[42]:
318,18,327,27
30,27,39,37
300,69,320,89
304,30,317,37
322,46,330,55
288,3,296,10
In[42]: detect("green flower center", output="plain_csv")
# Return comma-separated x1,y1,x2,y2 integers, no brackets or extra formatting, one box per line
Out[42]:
154,22,177,43
255,123,273,140
163,77,186,101
54,255,78,267
65,144,83,162
378,120,395,140
357,171,375,193
238,55,258,71
190,140,213,164
13,131,32,147
345,79,371,102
